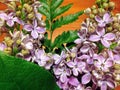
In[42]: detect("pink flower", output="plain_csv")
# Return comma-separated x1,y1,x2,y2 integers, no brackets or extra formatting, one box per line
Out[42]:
89,27,115,47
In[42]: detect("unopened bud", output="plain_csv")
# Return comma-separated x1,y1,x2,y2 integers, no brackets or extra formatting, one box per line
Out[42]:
16,11,21,16
84,8,91,15
0,18,5,27
28,12,34,19
109,2,115,9
113,17,118,22
4,47,12,54
107,27,113,32
21,49,29,55
91,5,97,10
103,3,109,8
90,14,95,19
93,9,98,14
4,37,11,42
114,64,120,70
115,74,120,81
7,40,13,47
18,5,22,10
113,23,119,29
10,2,16,8
98,8,105,14
16,39,21,45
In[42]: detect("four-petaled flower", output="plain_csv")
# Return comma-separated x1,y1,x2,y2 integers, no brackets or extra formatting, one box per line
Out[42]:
24,20,45,39
89,27,115,47
95,12,113,27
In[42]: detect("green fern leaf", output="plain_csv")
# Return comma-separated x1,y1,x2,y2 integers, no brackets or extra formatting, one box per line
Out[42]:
51,11,84,31
52,3,73,20
51,0,64,10
52,30,78,50
38,6,50,19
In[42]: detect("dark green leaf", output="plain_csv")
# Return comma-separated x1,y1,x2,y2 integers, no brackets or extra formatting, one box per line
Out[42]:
96,42,105,53
51,0,64,10
52,3,73,20
52,11,84,31
45,19,50,30
0,51,60,90
52,30,78,50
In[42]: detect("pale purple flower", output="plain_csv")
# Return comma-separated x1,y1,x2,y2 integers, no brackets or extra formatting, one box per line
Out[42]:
0,42,6,51
67,60,86,76
53,66,71,83
81,73,92,84
95,12,113,27
74,28,88,44
94,54,113,72
24,20,45,39
53,51,66,65
0,12,23,27
35,49,52,69
89,28,115,47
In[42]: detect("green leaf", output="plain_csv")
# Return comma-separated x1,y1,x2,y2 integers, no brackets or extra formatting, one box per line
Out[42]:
52,11,84,31
96,42,105,53
51,0,64,10
45,19,50,30
0,51,60,90
52,30,78,50
52,3,73,20
38,6,50,19
110,42,118,50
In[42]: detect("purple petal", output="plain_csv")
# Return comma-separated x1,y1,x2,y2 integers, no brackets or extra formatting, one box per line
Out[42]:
80,45,90,53
98,22,106,27
68,77,79,86
114,55,120,64
101,39,110,47
96,27,105,36
106,81,115,89
74,39,82,44
73,68,79,76
60,73,68,83
0,13,7,20
31,30,38,39
24,24,33,31
81,73,91,84
67,61,75,68
0,43,6,51
95,16,103,23
103,13,113,23
54,68,63,75
101,82,107,90
13,17,24,25
33,19,37,28
89,35,100,42
36,27,45,33
105,59,113,67
103,33,115,40
25,42,33,50
7,20,14,27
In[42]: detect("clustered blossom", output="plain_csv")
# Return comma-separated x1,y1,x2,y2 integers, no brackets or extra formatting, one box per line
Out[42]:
1,0,120,90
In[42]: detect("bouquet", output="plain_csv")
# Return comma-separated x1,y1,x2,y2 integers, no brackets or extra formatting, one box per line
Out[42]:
0,0,120,90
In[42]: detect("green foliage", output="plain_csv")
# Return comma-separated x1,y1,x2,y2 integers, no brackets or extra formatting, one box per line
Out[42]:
110,42,118,50
52,11,84,31
96,42,105,53
0,51,60,90
38,0,84,53
52,30,78,51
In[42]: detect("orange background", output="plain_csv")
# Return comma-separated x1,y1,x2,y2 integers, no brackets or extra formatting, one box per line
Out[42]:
0,0,120,89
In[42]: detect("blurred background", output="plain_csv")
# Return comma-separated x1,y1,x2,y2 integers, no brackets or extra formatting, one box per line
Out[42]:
0,0,120,89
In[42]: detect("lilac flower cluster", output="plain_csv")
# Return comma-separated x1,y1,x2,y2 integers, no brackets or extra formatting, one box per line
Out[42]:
0,0,120,90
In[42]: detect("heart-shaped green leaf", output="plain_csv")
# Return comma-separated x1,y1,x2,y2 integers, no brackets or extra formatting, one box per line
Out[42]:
0,51,60,90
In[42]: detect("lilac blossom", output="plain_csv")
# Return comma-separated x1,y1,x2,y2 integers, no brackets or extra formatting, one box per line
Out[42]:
81,73,92,84
94,54,113,72
0,12,23,27
89,27,115,47
34,49,53,70
67,60,86,76
0,42,6,51
53,66,71,83
24,20,45,39
95,12,113,27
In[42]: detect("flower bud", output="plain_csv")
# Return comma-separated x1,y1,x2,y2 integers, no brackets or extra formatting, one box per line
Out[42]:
7,40,13,47
92,9,98,14
90,14,95,19
114,64,120,70
18,5,22,10
16,39,21,45
84,8,91,15
4,47,12,54
108,2,115,9
0,18,5,27
4,37,11,42
96,0,101,4
102,0,108,3
91,5,97,10
28,12,34,19
113,23,119,29
16,11,21,16
113,16,118,22
7,4,15,10
115,74,120,81
103,3,109,8
10,2,16,8
107,26,112,32
98,8,105,14
21,49,29,55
